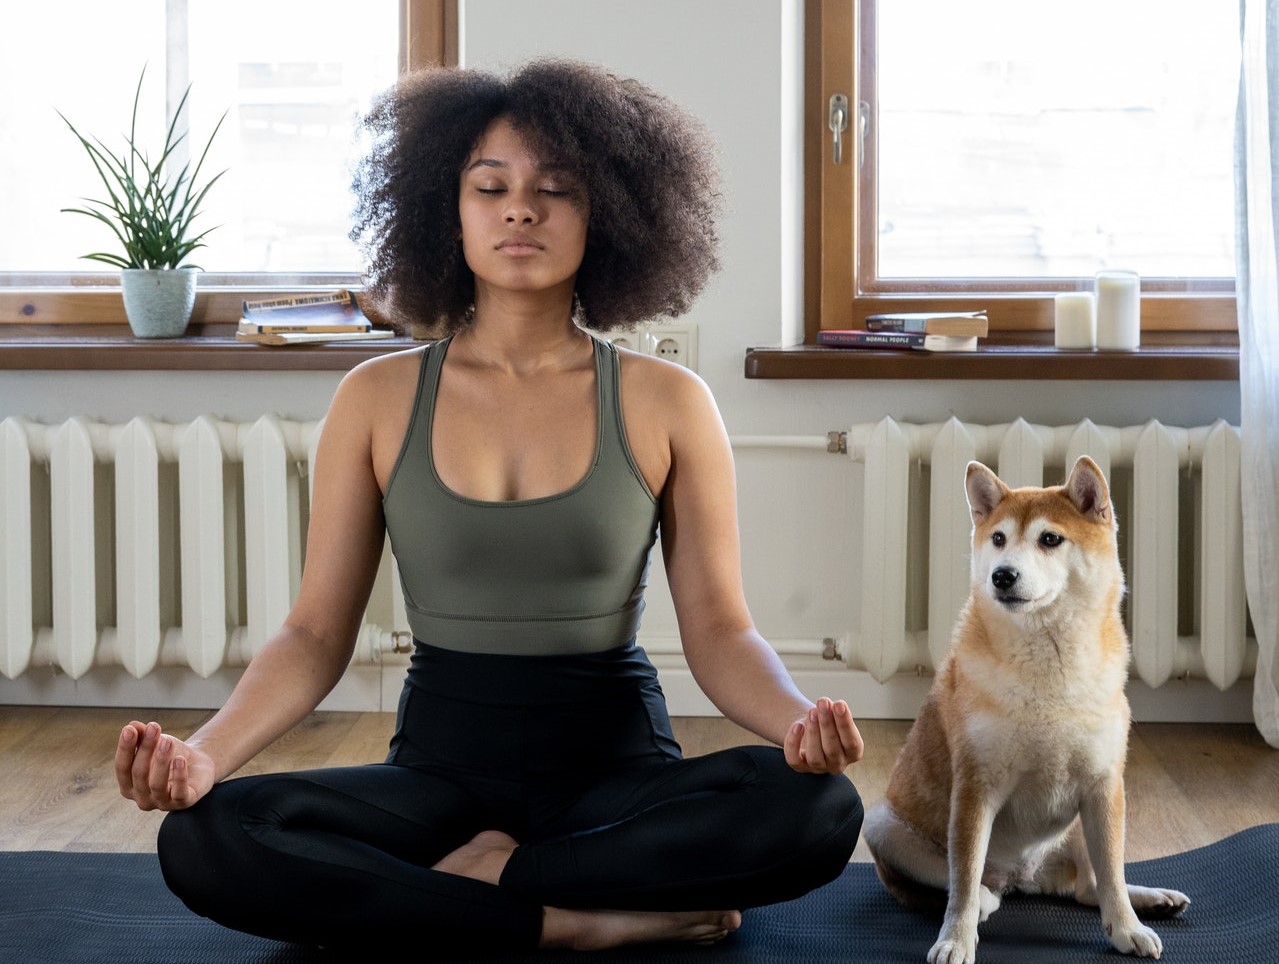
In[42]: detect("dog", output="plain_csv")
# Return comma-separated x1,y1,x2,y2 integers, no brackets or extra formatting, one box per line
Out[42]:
863,457,1189,963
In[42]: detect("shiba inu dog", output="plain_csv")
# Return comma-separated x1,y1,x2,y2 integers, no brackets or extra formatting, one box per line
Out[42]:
863,457,1189,963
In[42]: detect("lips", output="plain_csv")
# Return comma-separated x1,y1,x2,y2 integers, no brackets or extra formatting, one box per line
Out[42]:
497,235,544,253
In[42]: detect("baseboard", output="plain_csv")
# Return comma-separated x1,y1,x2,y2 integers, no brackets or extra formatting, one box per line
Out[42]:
0,656,1255,725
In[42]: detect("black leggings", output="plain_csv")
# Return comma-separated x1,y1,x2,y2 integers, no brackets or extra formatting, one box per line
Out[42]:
158,643,863,957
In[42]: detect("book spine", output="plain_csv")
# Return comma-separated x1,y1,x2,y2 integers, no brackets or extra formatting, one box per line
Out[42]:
817,330,925,348
241,289,355,314
239,322,370,334
863,317,922,333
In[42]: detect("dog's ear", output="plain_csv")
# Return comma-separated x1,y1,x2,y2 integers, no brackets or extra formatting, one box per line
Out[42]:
1065,456,1113,524
965,461,1008,523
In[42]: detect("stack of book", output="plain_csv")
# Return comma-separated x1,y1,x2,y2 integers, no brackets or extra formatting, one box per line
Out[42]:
816,311,988,352
235,290,395,345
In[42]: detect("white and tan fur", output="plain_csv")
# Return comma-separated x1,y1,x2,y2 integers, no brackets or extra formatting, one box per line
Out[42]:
863,457,1189,964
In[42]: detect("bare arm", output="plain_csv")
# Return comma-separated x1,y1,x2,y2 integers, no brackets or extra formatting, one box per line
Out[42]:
117,359,394,809
655,367,863,772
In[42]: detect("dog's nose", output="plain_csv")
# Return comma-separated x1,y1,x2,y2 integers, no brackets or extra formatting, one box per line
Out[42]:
991,567,1019,591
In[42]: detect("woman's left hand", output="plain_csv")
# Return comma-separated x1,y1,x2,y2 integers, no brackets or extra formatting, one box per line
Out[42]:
784,698,864,774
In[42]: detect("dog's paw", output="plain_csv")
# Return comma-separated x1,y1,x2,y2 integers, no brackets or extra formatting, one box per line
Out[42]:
928,933,977,964
1127,884,1190,918
1108,921,1163,959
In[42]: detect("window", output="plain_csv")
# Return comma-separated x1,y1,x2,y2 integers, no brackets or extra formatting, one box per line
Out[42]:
805,0,1238,336
0,0,456,324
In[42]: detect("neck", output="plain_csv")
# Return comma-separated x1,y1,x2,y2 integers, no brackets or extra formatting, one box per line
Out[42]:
460,284,586,374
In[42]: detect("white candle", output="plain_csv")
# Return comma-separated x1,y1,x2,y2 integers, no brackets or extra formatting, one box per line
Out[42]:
1095,270,1140,350
1054,292,1096,349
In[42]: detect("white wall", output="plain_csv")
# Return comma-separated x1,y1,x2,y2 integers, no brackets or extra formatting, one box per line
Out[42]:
0,0,1244,717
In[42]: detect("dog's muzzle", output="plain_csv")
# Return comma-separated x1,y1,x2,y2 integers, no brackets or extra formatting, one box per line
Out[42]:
990,566,1031,606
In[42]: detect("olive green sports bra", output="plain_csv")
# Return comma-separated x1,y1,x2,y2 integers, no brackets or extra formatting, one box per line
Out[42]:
381,334,661,655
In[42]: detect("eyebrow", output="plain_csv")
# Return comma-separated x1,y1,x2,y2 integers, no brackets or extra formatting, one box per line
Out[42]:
465,158,574,173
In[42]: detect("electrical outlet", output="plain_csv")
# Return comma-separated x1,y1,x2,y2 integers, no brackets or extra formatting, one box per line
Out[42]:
641,322,697,371
599,331,640,352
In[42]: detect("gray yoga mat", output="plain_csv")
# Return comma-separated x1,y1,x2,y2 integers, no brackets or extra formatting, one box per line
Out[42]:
1,824,1275,963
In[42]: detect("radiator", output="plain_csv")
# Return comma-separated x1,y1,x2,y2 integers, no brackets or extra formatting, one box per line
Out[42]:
0,416,403,683
834,417,1253,690
0,415,1254,712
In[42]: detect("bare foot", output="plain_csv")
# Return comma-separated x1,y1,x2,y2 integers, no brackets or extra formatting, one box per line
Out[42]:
541,907,743,951
431,830,519,885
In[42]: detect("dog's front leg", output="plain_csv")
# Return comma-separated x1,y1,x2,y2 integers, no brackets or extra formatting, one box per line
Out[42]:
1079,774,1163,958
930,779,995,964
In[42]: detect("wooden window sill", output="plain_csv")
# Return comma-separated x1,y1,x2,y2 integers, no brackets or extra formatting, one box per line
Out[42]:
0,324,421,371
745,331,1240,381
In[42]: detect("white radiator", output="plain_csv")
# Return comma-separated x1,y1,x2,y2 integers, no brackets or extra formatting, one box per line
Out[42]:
0,416,403,684
0,414,1254,718
836,417,1253,689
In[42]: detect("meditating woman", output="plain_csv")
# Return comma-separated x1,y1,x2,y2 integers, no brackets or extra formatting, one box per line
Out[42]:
115,58,865,957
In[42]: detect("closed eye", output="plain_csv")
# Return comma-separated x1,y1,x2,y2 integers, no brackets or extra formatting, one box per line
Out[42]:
1039,531,1065,548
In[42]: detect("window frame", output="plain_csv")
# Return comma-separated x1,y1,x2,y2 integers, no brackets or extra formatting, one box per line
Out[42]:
0,0,457,327
803,0,1237,343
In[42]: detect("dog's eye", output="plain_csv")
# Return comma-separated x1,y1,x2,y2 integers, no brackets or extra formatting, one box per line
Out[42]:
1039,531,1064,548
991,532,1006,548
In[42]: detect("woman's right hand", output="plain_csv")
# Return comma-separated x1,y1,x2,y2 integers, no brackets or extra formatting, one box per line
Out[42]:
116,721,217,812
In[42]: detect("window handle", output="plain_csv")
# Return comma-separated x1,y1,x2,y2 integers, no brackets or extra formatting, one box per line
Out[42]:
828,94,849,164
859,100,870,169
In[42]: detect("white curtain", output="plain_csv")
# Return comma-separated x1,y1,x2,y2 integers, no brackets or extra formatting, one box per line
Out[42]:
1236,0,1279,747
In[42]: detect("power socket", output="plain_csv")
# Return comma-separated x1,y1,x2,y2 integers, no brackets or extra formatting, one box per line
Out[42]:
641,322,698,371
594,322,698,371
600,331,641,352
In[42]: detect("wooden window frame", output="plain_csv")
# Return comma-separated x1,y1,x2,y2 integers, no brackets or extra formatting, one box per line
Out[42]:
0,0,457,328
803,0,1237,343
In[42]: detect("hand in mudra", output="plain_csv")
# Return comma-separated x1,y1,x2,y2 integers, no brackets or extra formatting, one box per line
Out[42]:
116,721,216,811
784,698,864,774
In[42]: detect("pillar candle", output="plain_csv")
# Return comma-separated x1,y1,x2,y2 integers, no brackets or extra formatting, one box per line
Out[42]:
1054,292,1096,349
1095,270,1140,350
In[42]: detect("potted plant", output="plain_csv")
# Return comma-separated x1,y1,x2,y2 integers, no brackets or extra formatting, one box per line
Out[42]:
59,68,227,338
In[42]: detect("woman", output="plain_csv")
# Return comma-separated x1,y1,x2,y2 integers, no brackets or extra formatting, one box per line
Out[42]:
116,59,864,957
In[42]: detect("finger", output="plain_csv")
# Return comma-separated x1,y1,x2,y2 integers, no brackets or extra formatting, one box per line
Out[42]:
149,734,176,801
168,753,192,809
813,698,843,765
114,723,144,799
802,708,827,770
783,720,807,769
832,700,865,763
131,722,162,800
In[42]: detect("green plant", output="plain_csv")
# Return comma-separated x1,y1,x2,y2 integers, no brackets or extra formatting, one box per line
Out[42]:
59,68,227,270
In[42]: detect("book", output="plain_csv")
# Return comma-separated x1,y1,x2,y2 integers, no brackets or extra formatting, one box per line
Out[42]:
816,329,979,352
235,329,397,346
238,289,372,334
863,311,989,338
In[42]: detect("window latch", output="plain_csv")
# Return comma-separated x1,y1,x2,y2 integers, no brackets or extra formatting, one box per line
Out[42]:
859,100,870,169
828,94,849,164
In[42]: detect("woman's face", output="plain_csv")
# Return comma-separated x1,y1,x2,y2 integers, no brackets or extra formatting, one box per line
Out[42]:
458,116,588,301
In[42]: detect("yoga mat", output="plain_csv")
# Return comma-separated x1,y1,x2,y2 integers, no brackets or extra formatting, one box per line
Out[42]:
2,824,1275,963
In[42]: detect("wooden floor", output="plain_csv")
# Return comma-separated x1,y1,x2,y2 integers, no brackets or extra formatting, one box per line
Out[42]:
2,707,1276,862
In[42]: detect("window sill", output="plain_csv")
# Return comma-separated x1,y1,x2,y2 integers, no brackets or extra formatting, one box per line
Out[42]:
0,324,420,371
745,331,1240,381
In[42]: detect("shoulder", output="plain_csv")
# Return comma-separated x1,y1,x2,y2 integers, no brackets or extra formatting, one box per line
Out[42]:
329,345,429,418
615,344,726,464
320,346,430,480
616,344,717,418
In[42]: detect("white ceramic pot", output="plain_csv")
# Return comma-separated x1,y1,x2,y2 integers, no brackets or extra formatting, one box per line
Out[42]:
120,268,198,338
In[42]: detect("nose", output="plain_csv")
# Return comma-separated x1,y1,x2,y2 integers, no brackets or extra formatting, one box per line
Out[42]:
991,567,1019,591
504,191,539,225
